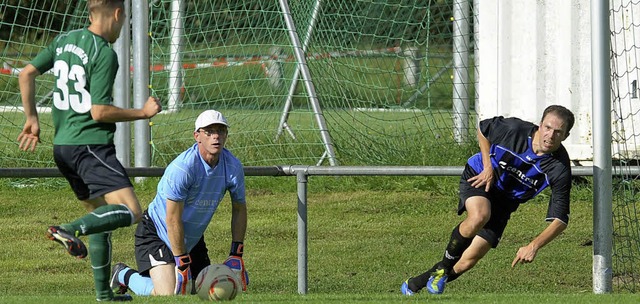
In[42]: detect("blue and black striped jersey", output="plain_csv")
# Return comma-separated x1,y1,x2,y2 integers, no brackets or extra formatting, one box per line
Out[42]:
467,116,572,224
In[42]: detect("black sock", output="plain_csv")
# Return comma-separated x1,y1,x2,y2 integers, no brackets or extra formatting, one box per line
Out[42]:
409,264,463,292
408,262,440,291
122,268,137,286
407,224,472,292
440,224,473,270
447,270,461,283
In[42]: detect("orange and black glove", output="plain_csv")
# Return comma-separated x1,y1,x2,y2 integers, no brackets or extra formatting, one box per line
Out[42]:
174,254,192,295
224,241,249,291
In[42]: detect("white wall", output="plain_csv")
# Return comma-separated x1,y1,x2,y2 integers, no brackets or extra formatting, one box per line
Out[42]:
476,0,593,161
610,0,640,159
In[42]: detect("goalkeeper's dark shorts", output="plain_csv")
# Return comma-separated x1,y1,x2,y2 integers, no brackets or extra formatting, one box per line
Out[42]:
458,164,520,248
134,210,211,277
54,144,133,200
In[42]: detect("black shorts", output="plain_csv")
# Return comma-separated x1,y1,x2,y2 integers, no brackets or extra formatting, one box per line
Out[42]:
54,144,133,200
134,211,211,277
458,164,520,248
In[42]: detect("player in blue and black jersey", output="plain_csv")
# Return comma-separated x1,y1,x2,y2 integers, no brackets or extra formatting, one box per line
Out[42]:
402,105,575,295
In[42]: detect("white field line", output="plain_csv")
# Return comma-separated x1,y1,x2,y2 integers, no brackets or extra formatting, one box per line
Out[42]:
0,106,52,113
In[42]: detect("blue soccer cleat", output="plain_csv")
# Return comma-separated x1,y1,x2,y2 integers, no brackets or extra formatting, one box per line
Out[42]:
426,268,448,294
401,279,416,296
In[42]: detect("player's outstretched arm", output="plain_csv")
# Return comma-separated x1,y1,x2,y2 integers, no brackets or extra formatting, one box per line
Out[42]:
91,96,162,122
511,219,567,267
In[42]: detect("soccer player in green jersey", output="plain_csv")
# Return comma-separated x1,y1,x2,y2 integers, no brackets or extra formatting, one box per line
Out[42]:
17,0,162,301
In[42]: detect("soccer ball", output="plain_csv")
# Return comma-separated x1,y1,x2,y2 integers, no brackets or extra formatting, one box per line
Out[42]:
195,264,241,301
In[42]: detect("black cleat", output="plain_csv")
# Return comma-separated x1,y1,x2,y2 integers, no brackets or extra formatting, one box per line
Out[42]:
46,226,87,259
97,294,133,301
110,262,130,295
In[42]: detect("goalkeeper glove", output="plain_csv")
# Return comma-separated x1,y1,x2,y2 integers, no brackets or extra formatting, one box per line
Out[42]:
174,254,192,295
224,241,249,291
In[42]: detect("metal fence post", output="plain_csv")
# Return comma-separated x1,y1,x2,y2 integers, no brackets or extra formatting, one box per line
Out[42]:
296,170,309,294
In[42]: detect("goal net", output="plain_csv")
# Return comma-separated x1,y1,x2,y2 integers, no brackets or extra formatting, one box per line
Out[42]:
610,0,640,293
0,0,476,168
145,0,475,166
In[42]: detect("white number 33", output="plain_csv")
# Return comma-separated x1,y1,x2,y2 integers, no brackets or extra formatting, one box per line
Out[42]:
53,60,91,113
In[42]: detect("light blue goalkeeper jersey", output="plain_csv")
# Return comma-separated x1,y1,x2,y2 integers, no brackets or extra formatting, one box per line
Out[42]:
147,143,246,252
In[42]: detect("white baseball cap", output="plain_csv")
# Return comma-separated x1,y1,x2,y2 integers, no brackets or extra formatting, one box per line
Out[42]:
194,110,229,132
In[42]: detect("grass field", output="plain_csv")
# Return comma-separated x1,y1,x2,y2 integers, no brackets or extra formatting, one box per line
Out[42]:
0,175,637,303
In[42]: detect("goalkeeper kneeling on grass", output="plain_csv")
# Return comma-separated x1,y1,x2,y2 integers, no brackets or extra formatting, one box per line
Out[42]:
402,105,575,295
110,110,249,296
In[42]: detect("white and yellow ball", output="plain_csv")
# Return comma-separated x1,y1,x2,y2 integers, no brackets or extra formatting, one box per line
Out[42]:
195,264,241,301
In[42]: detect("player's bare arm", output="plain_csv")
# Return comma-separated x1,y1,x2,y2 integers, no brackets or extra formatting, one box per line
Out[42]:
17,64,42,152
230,201,248,242
511,219,567,267
226,200,249,291
165,199,192,296
166,198,186,257
467,128,494,191
91,96,162,122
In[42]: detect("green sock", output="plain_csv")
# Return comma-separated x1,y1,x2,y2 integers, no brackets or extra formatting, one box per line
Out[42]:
62,204,133,236
89,232,114,301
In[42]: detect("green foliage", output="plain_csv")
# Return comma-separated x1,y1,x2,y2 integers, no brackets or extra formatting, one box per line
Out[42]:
1,0,455,48
0,0,88,45
146,0,452,48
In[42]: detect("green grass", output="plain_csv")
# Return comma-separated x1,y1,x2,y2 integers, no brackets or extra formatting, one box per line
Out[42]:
0,176,636,303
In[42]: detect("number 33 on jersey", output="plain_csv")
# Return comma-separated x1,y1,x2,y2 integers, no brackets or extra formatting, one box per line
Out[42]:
53,60,92,113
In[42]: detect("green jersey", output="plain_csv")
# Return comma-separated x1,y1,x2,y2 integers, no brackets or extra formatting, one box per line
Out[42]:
31,28,118,145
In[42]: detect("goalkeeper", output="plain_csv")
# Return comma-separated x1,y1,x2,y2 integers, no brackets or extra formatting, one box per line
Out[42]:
110,110,249,296
402,105,575,295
